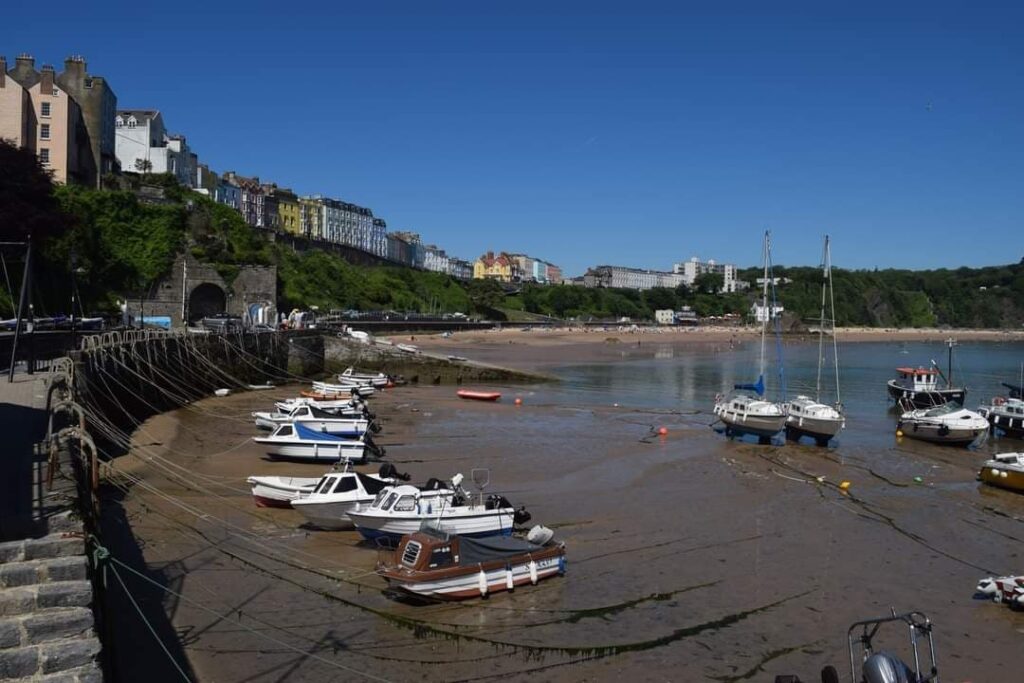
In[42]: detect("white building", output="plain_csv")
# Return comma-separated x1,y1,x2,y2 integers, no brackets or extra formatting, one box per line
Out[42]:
423,245,450,274
751,302,785,323
655,309,675,325
673,257,739,293
114,110,196,187
584,265,685,290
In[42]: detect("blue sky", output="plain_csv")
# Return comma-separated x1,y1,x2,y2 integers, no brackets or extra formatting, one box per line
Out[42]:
3,1,1021,276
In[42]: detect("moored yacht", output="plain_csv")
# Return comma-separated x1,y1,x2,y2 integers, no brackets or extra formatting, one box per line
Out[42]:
886,339,966,408
977,397,1024,439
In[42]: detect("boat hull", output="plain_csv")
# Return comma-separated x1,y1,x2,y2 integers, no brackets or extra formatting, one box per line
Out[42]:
457,390,501,402
898,423,986,446
987,412,1024,438
247,476,320,507
252,440,367,463
292,499,368,529
382,552,565,600
887,381,965,408
349,510,515,541
979,465,1024,493
785,415,844,443
717,411,786,439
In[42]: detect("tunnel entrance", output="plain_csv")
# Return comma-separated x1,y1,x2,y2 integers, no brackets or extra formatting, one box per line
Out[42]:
187,283,226,323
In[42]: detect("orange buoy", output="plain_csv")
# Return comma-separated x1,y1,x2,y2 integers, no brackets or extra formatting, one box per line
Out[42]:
514,398,523,406
658,427,668,436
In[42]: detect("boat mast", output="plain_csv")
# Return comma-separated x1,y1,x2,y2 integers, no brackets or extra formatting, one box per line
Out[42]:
759,231,770,384
815,237,827,402
827,237,841,408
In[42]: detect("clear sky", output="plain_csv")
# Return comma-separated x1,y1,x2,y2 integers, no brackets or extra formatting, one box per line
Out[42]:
3,1,1021,276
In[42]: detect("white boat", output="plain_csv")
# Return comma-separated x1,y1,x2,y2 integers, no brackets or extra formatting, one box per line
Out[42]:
976,574,1024,608
977,397,1024,439
252,404,377,437
396,343,419,354
291,471,453,531
377,526,566,600
897,402,989,446
886,339,967,408
252,423,374,462
785,236,845,446
275,397,372,419
312,380,375,398
348,481,530,542
246,475,321,508
713,231,787,444
338,367,391,388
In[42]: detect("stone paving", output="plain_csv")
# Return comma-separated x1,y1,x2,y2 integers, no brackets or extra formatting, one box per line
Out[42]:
0,371,103,681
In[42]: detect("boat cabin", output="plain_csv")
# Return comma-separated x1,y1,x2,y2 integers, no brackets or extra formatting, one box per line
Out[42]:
894,367,940,391
309,471,390,499
994,398,1024,416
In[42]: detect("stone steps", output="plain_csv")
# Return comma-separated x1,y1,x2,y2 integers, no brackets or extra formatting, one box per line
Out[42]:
0,532,101,681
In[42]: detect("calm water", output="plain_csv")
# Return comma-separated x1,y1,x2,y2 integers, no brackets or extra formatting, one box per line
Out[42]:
542,339,1024,451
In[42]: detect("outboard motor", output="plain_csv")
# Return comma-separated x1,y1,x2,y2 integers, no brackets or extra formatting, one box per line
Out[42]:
378,463,410,482
513,506,532,526
422,477,445,491
862,652,914,683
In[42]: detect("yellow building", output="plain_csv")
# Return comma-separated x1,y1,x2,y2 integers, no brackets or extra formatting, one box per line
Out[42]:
275,188,302,235
299,196,324,239
473,251,516,282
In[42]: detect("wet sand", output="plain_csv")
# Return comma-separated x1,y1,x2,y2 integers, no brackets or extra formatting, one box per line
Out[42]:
108,346,1024,681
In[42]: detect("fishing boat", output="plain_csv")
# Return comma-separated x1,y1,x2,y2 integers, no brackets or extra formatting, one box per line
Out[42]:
976,397,1024,439
976,573,1024,608
246,475,320,508
290,471,457,531
348,481,530,541
896,402,988,446
252,404,378,437
252,422,378,462
785,235,845,446
978,453,1024,493
457,389,501,402
377,525,566,600
886,338,966,408
713,231,787,444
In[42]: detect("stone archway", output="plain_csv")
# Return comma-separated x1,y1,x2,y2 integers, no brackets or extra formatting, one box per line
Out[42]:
187,283,226,323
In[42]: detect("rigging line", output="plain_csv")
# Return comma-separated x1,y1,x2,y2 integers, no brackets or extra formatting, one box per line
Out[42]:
103,552,395,683
107,562,193,682
0,251,16,313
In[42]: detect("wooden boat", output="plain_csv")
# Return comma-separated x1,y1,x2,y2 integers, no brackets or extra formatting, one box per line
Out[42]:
977,397,1024,439
348,484,530,541
246,475,320,508
785,236,845,446
377,526,566,600
886,339,966,408
897,402,988,446
457,389,501,402
252,423,375,462
979,453,1024,493
713,231,787,444
338,368,391,388
252,404,377,436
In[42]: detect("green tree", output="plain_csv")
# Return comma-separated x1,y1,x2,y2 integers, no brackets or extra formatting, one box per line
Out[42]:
693,272,724,294
466,278,505,312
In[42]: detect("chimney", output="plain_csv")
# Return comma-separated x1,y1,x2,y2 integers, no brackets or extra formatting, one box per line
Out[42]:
40,64,55,94
15,53,34,69
62,55,86,84
0,57,5,87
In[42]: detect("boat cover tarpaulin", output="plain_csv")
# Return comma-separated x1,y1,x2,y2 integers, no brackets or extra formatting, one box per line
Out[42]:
294,422,346,442
459,536,545,566
355,472,388,495
734,375,765,396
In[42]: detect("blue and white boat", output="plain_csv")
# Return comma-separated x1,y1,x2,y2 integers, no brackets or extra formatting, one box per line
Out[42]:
252,422,372,463
348,479,531,542
252,403,376,437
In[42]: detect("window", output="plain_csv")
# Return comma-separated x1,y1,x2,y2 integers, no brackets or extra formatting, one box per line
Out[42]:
393,495,416,512
40,124,50,140
331,477,357,494
84,78,93,89
39,148,50,164
428,546,453,568
376,491,398,511
278,425,293,437
401,540,422,567
313,476,334,494
52,88,58,96
41,102,51,117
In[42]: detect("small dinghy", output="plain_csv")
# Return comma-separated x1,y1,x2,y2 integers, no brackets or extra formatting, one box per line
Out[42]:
312,380,376,398
978,452,1024,493
253,423,377,463
976,574,1024,608
275,397,373,419
252,404,378,437
348,476,530,541
457,389,502,402
377,524,566,600
246,475,321,508
897,402,989,446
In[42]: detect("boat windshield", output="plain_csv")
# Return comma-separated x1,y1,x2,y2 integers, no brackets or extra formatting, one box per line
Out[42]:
923,403,959,417
380,492,398,511
371,490,390,508
312,476,334,495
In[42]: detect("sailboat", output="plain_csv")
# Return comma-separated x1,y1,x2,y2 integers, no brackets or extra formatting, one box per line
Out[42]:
785,235,845,446
713,231,787,444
